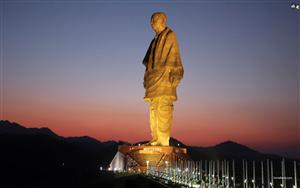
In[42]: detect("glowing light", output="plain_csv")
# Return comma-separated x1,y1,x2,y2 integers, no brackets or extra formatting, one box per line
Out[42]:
291,3,300,10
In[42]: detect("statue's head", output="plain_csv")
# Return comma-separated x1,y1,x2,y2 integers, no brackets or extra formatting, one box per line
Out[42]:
150,12,167,34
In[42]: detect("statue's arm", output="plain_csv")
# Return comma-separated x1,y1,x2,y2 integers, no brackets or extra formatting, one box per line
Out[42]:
163,32,184,86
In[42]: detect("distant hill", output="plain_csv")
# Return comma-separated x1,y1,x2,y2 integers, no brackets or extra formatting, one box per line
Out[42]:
0,120,299,188
0,120,121,188
0,120,296,162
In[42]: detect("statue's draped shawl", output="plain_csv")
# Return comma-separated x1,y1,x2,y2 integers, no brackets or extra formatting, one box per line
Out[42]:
143,27,184,101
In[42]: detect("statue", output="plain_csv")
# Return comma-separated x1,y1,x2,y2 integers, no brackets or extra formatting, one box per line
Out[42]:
143,12,184,146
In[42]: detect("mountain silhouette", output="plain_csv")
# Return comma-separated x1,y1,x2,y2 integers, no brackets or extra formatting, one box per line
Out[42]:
188,140,266,160
0,120,298,188
0,120,295,161
0,120,58,137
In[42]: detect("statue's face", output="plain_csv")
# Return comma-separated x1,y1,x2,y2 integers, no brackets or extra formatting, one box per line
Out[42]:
150,15,165,33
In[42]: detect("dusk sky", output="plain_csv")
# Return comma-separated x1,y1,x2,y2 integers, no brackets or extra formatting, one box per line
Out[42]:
1,0,299,158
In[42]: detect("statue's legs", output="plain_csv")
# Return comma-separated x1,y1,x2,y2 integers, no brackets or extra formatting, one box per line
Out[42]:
156,96,174,146
149,97,159,143
148,96,174,146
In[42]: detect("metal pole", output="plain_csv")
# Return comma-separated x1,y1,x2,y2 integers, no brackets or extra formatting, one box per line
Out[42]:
213,160,215,185
217,160,220,185
262,160,264,188
196,161,199,181
281,159,283,187
283,158,286,188
200,160,202,182
246,160,248,188
222,160,225,187
253,161,256,188
205,160,207,182
209,160,211,188
227,160,230,188
233,160,236,188
225,160,227,187
267,159,270,188
243,160,245,188
281,159,283,188
270,160,273,188
294,160,297,188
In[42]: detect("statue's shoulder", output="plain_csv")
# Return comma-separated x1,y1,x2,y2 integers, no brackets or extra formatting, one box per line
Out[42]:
165,28,177,41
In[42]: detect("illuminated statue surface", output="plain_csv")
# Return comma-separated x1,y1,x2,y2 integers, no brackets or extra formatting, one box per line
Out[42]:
143,12,184,146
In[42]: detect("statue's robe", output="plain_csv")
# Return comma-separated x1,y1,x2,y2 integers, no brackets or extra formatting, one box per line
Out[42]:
143,27,184,101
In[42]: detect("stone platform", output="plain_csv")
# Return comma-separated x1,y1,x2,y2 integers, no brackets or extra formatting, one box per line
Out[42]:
117,145,189,173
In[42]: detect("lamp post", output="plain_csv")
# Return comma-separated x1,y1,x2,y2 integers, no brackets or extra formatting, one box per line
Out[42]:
270,161,273,187
165,160,169,174
281,158,286,188
267,159,270,188
246,160,248,188
146,160,149,175
261,160,264,188
294,160,297,188
253,161,256,188
243,160,245,188
227,160,230,188
232,160,235,188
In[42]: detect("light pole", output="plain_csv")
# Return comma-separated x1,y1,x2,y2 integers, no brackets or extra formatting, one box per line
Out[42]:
267,159,270,188
294,160,297,188
253,161,256,188
261,160,264,188
232,160,235,188
146,160,149,175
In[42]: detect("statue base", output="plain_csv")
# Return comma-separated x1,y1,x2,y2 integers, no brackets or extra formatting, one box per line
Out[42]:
116,145,189,173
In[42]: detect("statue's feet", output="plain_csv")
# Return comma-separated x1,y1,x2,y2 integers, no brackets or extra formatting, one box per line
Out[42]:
157,139,169,146
150,141,160,146
144,139,169,146
143,139,158,146
150,141,169,146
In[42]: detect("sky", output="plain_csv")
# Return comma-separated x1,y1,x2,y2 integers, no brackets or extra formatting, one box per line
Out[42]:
0,0,299,158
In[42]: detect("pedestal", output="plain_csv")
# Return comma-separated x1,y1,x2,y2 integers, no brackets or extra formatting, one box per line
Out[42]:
118,145,189,173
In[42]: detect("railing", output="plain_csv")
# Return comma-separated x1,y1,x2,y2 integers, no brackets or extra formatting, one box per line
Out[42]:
141,159,298,188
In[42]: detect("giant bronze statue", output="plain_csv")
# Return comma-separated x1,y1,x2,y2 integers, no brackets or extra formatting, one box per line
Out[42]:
143,12,184,146
109,12,186,172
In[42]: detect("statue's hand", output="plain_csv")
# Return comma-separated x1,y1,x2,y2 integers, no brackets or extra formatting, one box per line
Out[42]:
173,78,180,87
169,74,174,84
169,71,181,87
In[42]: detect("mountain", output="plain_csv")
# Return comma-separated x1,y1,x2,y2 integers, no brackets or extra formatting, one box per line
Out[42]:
0,120,296,161
0,120,116,151
0,120,298,188
0,120,58,137
188,140,269,160
0,120,121,188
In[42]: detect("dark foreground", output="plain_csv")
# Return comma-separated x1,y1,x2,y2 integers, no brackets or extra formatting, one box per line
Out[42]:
1,170,170,188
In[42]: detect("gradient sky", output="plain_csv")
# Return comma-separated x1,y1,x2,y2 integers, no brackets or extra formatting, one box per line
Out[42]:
0,0,299,158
